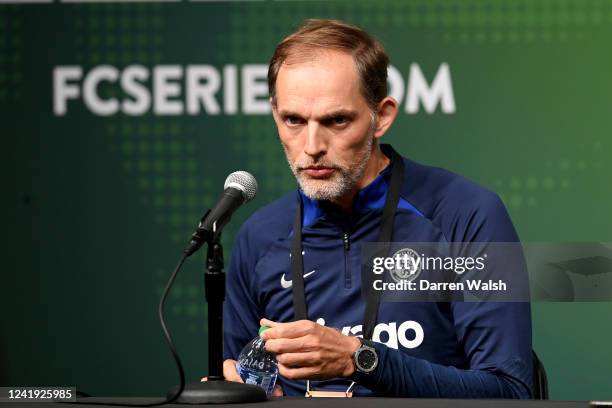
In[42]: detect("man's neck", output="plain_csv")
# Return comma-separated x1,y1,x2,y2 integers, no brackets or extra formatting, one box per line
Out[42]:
332,146,391,211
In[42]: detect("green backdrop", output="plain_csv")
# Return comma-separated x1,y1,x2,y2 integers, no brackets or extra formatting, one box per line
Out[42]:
1,0,611,400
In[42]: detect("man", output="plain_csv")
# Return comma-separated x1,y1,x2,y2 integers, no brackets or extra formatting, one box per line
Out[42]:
222,19,532,398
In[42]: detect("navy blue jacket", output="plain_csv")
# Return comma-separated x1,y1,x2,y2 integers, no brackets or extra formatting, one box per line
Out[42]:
223,145,533,398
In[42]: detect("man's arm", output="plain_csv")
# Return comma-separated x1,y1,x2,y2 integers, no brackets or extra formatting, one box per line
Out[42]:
223,227,261,361
261,317,531,398
222,230,285,396
357,296,532,397
381,191,533,398
355,339,531,398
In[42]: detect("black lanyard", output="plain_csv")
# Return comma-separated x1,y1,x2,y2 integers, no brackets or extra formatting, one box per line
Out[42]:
291,149,404,341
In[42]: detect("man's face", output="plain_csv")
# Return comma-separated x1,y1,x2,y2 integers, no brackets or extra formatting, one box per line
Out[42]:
272,50,377,201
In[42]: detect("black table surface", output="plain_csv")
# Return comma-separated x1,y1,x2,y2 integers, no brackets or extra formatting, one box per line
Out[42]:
0,397,596,408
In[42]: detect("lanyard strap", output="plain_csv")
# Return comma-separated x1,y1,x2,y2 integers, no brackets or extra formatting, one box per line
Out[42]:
291,197,308,322
291,149,404,341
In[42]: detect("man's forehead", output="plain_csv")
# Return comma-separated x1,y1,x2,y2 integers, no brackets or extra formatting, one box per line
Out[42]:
274,50,368,114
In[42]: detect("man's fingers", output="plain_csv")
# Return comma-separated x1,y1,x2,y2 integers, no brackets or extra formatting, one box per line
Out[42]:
278,363,321,380
203,360,243,383
260,319,318,340
223,359,243,383
265,336,317,354
275,351,320,367
271,385,283,397
260,318,280,328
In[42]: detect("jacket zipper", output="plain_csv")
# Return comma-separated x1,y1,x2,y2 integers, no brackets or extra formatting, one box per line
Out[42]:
343,232,351,288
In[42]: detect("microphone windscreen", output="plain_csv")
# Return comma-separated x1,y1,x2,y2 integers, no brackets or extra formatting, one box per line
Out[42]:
224,171,258,203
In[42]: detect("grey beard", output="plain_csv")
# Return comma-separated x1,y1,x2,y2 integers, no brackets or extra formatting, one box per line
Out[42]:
284,132,375,202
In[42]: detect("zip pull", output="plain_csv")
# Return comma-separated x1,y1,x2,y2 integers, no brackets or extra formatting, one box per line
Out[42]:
343,232,350,251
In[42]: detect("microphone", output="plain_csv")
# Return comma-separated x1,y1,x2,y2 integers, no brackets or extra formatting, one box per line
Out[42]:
184,171,257,256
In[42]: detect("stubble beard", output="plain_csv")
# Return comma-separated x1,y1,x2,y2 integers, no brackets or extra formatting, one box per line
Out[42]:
283,128,375,202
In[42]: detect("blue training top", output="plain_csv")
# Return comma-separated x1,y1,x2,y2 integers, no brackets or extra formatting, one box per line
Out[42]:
223,144,533,398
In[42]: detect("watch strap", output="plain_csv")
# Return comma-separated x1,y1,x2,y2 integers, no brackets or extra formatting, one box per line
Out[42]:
358,338,375,348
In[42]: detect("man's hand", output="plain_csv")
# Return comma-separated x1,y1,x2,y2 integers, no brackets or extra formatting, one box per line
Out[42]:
201,359,283,396
260,318,361,381
200,359,243,383
224,359,243,382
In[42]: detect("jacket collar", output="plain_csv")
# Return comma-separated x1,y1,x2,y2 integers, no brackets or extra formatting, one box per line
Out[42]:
299,144,398,228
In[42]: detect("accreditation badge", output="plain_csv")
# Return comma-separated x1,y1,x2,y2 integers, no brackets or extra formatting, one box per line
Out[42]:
304,381,355,398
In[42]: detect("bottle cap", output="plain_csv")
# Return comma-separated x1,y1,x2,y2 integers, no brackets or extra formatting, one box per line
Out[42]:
258,326,270,336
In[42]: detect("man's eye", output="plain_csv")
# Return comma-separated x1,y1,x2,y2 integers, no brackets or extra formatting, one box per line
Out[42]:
286,116,303,126
332,116,348,126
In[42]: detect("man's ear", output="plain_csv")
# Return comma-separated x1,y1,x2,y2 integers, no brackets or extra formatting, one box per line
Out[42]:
373,96,399,139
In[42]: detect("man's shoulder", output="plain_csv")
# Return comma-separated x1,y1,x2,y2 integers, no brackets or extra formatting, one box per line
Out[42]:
404,157,500,208
401,156,515,241
237,190,297,243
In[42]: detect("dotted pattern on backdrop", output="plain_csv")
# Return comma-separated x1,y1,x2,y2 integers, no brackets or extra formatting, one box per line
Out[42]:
0,6,23,102
335,0,611,44
105,118,210,330
495,141,608,211
73,3,164,66
68,3,208,331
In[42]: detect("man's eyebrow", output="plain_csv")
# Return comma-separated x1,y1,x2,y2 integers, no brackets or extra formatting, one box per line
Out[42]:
277,110,303,118
277,109,359,121
318,109,358,122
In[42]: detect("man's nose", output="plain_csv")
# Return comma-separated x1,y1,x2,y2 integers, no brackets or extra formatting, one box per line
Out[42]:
304,122,327,158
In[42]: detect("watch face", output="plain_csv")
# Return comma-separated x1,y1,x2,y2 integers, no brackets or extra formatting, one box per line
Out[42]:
357,348,377,371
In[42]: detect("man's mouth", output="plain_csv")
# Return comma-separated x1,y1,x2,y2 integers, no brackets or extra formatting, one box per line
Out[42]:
301,166,335,178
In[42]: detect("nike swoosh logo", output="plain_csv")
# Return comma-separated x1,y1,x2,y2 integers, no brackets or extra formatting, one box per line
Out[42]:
281,270,316,289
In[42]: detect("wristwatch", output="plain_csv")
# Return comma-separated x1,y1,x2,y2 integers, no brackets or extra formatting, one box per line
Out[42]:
352,337,379,375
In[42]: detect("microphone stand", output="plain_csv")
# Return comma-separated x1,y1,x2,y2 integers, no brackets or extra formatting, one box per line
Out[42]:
168,230,267,404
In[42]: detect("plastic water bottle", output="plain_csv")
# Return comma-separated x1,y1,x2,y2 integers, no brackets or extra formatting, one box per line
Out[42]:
235,326,278,396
